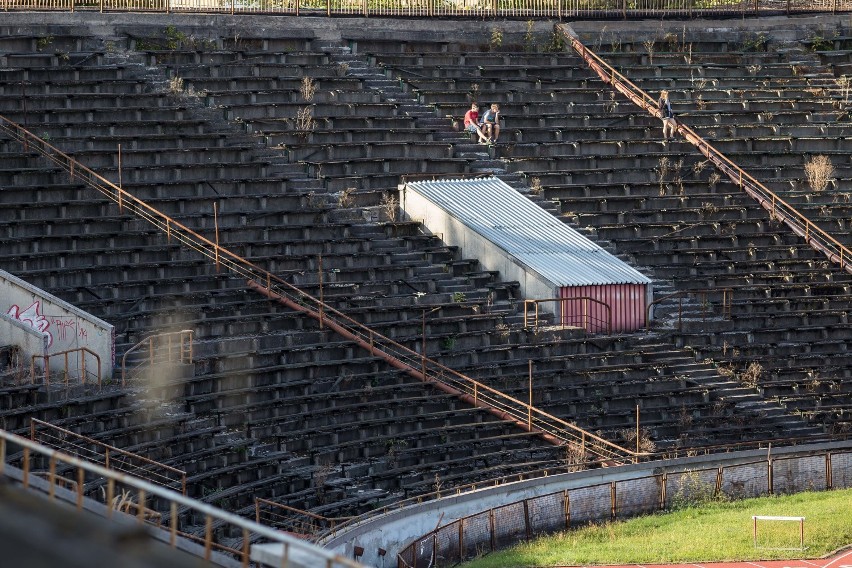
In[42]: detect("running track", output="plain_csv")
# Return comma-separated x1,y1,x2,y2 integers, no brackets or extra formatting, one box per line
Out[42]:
559,547,852,568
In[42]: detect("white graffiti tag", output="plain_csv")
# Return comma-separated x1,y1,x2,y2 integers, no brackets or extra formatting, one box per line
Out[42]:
7,301,53,347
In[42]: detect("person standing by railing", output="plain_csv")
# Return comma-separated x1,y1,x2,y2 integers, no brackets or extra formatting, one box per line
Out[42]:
658,90,676,140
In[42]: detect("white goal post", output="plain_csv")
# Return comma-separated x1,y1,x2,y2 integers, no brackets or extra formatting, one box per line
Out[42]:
752,515,805,550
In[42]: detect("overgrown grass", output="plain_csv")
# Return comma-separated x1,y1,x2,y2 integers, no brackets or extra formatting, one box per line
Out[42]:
460,489,852,567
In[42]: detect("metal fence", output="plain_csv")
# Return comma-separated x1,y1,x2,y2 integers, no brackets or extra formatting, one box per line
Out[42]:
398,448,849,568
1,0,851,16
0,429,366,568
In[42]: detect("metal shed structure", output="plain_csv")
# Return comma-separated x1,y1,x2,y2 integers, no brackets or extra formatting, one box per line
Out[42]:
400,177,652,333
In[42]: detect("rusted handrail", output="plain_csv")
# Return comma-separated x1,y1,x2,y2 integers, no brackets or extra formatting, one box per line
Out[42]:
0,114,637,464
0,430,366,568
646,288,733,332
30,418,187,495
255,497,350,538
565,32,852,276
30,347,101,388
523,297,612,334
121,329,194,386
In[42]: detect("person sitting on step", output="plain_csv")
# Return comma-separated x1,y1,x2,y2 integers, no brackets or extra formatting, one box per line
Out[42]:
480,103,501,144
463,102,491,145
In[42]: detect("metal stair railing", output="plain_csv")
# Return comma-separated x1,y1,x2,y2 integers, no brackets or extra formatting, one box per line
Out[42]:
30,418,187,495
564,30,852,276
30,347,101,388
0,429,366,568
0,114,638,463
121,329,194,386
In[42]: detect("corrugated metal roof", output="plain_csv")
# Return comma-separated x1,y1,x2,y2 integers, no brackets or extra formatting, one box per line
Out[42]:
405,177,651,287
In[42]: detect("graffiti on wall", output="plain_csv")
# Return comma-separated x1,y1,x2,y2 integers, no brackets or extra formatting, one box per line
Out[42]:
7,301,53,347
6,302,94,350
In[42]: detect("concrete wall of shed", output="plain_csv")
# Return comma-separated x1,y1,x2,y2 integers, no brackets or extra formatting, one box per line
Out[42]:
400,184,561,317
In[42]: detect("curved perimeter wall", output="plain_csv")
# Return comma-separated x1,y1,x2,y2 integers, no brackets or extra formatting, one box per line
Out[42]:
320,441,852,567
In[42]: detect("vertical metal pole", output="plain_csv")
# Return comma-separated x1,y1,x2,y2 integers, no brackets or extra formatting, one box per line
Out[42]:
318,255,324,330
118,144,123,212
170,502,178,546
827,452,833,489
105,447,110,470
528,360,533,431
523,500,532,541
563,489,570,528
214,202,220,272
242,528,250,568
76,467,84,509
137,489,146,523
610,481,617,520
635,404,640,455
204,515,213,560
0,438,6,475
421,310,427,379
107,478,115,518
48,455,57,499
23,447,30,488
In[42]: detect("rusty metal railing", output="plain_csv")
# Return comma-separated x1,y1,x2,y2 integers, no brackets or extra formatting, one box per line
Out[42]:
0,114,638,464
0,429,366,568
566,32,852,277
646,288,733,332
30,418,187,495
396,442,852,568
523,297,612,334
255,497,350,538
2,0,851,18
30,347,101,388
121,329,194,387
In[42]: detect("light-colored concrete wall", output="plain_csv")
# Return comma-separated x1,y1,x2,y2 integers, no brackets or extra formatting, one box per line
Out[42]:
0,312,49,374
0,270,114,381
322,440,852,566
400,185,560,316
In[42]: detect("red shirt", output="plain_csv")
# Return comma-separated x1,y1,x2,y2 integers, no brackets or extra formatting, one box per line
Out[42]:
464,109,479,127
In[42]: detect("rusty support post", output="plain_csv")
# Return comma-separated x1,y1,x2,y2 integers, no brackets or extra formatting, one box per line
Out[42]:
660,473,667,509
610,481,617,521
48,455,57,499
107,478,115,518
118,143,123,212
214,202,220,272
523,500,532,540
238,528,250,567
635,404,640,456
564,489,570,528
489,509,496,551
137,489,146,523
76,467,84,509
170,502,178,546
23,447,30,488
528,360,533,431
318,255,324,330
827,452,832,489
204,515,213,560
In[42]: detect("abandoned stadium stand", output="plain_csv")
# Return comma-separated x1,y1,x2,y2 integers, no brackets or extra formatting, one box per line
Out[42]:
0,15,849,549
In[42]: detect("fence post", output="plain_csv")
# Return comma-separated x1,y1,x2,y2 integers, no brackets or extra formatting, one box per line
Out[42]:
659,473,667,509
610,481,617,521
563,489,570,528
489,509,496,551
523,500,532,541
767,458,773,495
458,521,464,564
826,452,832,489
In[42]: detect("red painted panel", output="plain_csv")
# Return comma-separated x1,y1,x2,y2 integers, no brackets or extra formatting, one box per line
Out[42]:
560,284,647,333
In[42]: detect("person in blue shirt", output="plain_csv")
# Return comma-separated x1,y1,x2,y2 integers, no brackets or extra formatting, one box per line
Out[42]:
480,103,501,144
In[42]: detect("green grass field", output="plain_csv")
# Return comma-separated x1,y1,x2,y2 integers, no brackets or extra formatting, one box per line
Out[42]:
459,488,852,568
